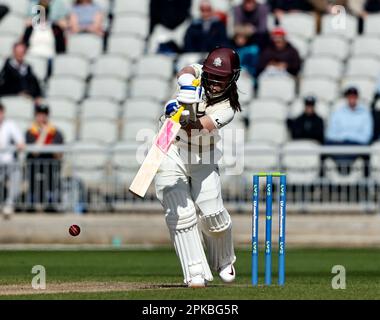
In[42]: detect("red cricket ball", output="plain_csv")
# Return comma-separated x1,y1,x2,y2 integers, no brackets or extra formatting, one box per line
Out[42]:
69,224,81,237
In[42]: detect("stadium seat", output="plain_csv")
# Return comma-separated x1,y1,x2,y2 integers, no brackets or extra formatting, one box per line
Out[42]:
112,14,149,39
364,14,380,36
324,157,365,185
341,77,376,102
0,96,34,118
287,35,309,59
13,117,30,134
54,118,77,143
0,0,29,17
107,35,146,60
351,37,380,59
244,142,279,185
80,118,119,144
248,99,287,122
0,14,24,37
310,36,349,61
123,99,162,121
247,121,288,145
92,54,131,80
130,77,170,101
302,56,343,80
300,77,338,103
0,34,16,58
289,98,330,121
70,141,109,187
135,55,174,80
280,13,316,40
237,72,254,106
282,140,321,184
81,98,120,120
113,0,149,15
88,76,127,102
52,54,90,80
321,14,358,39
176,53,205,71
25,55,48,81
370,142,380,183
45,97,78,120
346,57,380,79
47,76,86,102
67,34,103,60
122,119,157,142
257,76,296,103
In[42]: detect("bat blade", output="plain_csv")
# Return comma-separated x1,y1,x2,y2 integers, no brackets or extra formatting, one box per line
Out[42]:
129,111,183,198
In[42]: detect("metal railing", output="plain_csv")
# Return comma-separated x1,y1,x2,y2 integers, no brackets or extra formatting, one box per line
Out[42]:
0,144,379,213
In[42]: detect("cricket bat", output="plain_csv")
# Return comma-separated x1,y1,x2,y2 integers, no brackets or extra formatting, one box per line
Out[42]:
129,106,185,198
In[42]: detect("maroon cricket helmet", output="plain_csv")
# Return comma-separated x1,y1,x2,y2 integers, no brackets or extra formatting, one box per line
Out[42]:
202,47,241,78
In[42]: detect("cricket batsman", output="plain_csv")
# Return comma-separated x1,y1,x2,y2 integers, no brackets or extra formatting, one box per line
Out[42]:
154,47,242,287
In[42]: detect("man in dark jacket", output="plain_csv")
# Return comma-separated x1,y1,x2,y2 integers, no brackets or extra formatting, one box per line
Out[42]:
183,0,228,53
257,27,302,77
0,4,8,21
0,42,42,101
287,96,325,144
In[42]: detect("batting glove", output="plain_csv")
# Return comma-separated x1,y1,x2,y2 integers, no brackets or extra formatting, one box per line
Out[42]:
177,74,203,104
165,99,180,117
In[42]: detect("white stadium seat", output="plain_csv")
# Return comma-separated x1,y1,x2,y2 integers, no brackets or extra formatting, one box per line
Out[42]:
122,119,157,142
130,77,171,101
310,36,349,61
0,0,29,17
0,96,34,118
346,57,380,79
280,13,316,39
123,99,162,121
80,118,118,144
135,55,174,80
248,99,287,122
54,118,77,143
300,77,338,103
364,14,380,36
0,14,24,37
282,140,321,184
289,98,330,121
92,54,131,80
46,97,78,120
258,76,296,103
237,72,254,106
176,53,205,72
287,34,309,59
112,14,149,39
81,98,120,120
351,36,380,59
321,14,358,39
341,77,376,102
303,56,343,80
107,35,145,60
25,55,48,81
47,76,86,102
371,142,380,183
68,34,103,60
247,121,288,145
0,34,16,58
88,76,127,102
113,0,149,15
52,54,90,80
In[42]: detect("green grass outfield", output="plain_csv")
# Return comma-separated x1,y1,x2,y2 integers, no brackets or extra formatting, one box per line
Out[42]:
0,248,379,300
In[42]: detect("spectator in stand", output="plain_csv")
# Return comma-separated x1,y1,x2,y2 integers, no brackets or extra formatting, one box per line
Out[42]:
325,87,373,173
183,0,229,53
0,103,25,219
287,96,325,144
23,0,69,55
25,104,64,212
268,0,315,20
150,0,192,33
257,27,301,77
0,3,8,21
370,76,380,141
69,0,104,37
232,0,270,49
0,43,42,102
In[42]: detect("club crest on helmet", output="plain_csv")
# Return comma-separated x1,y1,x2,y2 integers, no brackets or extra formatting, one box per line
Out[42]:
213,57,222,67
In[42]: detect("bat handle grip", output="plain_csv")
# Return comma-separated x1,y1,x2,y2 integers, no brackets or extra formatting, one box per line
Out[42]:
171,106,185,123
